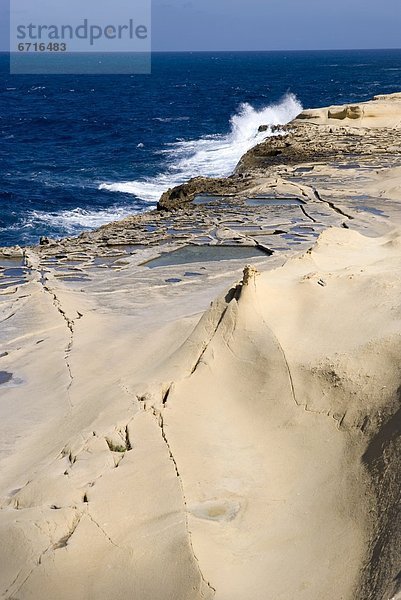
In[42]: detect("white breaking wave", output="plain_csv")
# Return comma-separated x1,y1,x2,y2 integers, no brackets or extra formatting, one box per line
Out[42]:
99,93,302,203
30,94,302,236
24,206,139,235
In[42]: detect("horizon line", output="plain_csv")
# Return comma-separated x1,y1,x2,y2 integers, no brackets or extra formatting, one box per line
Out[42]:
1,47,401,54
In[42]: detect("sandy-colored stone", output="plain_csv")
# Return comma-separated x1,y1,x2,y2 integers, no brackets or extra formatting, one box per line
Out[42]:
1,93,401,600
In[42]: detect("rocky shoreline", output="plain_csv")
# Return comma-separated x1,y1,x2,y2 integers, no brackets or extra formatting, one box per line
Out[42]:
2,92,400,267
1,93,401,600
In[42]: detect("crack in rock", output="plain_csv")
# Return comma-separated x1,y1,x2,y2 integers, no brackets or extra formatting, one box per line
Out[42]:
53,512,83,549
313,188,354,220
38,277,83,408
150,406,216,595
300,204,318,223
86,512,122,550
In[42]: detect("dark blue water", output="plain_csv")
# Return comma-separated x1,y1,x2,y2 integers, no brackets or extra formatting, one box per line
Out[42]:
1,49,401,246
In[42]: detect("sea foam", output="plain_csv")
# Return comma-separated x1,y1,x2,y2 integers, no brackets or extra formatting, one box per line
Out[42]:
99,93,302,202
23,206,141,236
25,94,302,236
23,94,302,235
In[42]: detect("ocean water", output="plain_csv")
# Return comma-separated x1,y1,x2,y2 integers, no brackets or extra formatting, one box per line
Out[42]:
1,49,401,247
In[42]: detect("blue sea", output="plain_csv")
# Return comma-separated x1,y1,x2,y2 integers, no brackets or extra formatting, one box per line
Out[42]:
1,49,401,247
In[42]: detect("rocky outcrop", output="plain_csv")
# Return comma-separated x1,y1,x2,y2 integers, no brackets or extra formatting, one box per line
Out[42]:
157,93,401,211
157,176,244,211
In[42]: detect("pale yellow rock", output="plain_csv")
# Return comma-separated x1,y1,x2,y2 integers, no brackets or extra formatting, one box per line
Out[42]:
298,92,401,128
1,94,401,600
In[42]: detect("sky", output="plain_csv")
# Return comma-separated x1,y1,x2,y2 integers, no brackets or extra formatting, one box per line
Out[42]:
151,0,401,51
1,0,401,52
